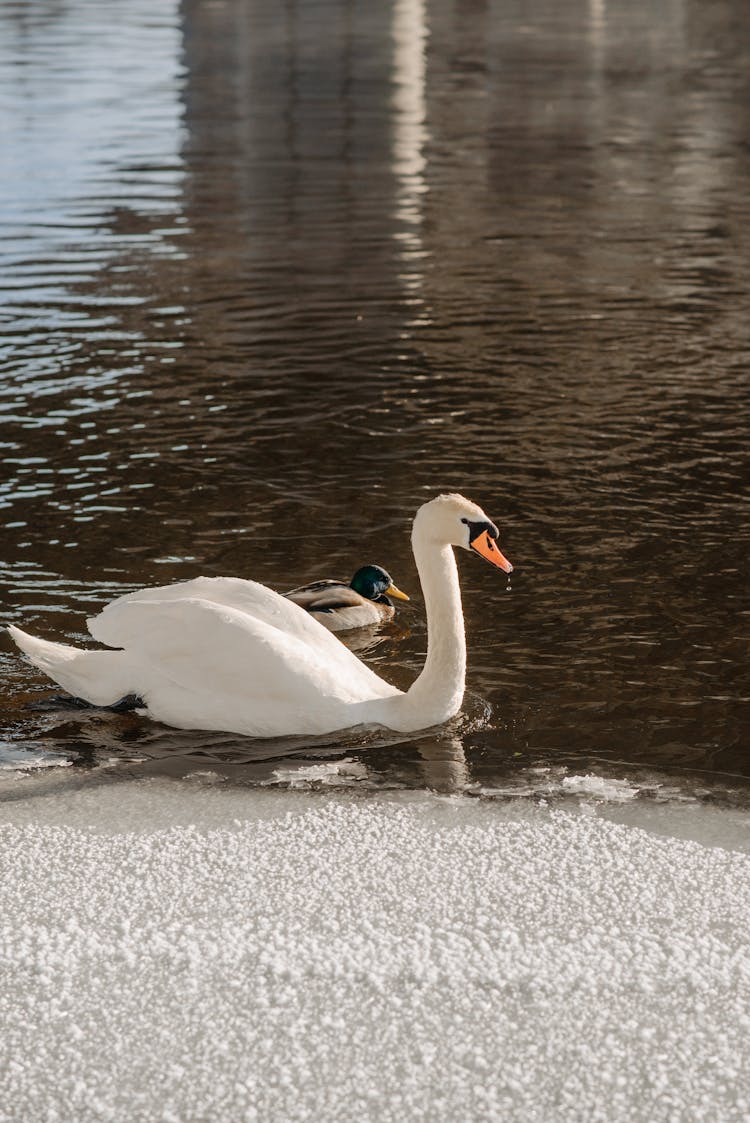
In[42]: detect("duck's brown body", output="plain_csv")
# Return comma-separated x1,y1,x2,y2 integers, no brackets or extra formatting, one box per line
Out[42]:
284,580,396,632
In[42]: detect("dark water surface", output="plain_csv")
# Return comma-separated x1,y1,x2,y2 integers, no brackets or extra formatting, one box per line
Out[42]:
1,0,748,800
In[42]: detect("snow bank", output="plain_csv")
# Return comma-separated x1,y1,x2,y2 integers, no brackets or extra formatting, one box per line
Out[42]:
1,780,749,1122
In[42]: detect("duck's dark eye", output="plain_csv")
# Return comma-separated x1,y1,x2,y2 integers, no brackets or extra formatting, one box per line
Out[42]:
461,517,469,524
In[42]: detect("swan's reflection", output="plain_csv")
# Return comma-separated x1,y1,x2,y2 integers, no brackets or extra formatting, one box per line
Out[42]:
414,734,469,793
16,692,474,794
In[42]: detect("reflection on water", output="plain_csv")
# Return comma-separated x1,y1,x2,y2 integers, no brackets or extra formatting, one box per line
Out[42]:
392,0,428,289
1,0,749,800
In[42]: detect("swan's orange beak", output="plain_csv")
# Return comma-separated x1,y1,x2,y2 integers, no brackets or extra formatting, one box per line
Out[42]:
471,530,513,573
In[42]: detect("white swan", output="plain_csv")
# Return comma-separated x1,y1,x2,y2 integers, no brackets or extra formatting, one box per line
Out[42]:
8,493,512,737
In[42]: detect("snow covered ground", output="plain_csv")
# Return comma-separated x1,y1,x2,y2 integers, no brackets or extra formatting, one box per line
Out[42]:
1,773,749,1122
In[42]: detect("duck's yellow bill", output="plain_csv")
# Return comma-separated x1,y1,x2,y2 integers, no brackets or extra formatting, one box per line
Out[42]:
386,583,410,601
471,530,513,573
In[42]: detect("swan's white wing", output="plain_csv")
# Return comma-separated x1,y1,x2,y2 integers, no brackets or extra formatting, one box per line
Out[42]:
89,576,342,652
87,577,401,734
87,594,399,735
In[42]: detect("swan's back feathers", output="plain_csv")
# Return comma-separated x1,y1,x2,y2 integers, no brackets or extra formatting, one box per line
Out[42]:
89,576,339,649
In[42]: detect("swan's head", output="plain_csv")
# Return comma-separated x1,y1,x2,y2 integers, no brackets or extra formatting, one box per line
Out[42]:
350,565,410,603
413,493,513,573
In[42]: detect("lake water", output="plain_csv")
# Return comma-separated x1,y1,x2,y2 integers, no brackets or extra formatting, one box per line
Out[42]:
1,0,748,802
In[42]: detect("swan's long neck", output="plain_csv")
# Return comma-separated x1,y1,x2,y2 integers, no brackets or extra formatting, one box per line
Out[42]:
402,524,466,725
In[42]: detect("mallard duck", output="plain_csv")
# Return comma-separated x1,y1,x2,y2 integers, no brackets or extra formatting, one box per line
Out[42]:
284,564,410,632
8,494,513,737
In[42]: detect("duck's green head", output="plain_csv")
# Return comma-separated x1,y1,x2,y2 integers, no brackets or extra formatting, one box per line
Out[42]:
350,565,410,604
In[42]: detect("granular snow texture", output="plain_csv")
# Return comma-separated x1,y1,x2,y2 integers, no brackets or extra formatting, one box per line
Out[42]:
1,782,749,1122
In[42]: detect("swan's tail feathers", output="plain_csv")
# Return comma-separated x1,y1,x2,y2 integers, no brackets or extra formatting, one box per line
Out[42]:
7,625,136,707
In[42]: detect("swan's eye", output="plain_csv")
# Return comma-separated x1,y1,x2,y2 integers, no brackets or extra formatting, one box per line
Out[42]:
461,517,469,524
